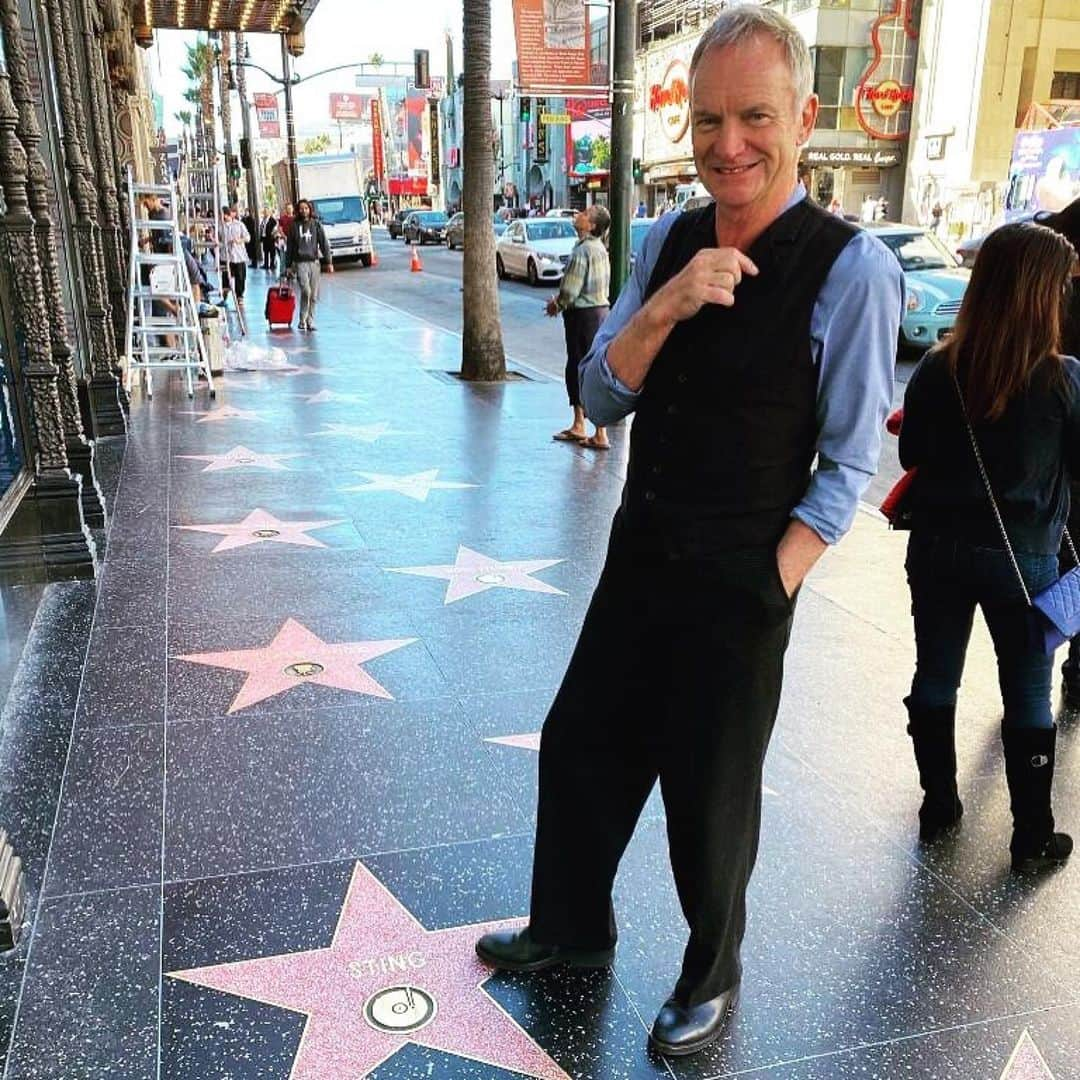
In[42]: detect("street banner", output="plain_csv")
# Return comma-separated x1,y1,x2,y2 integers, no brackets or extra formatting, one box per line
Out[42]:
535,98,548,163
371,97,385,183
428,99,440,186
512,0,592,93
254,92,280,139
329,92,367,121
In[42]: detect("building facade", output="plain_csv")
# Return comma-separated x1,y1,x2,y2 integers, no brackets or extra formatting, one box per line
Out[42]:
903,0,1080,239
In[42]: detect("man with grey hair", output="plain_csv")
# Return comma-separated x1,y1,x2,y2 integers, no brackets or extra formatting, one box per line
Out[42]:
478,3,902,1057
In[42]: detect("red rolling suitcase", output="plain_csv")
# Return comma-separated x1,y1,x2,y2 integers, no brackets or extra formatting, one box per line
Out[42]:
265,278,296,329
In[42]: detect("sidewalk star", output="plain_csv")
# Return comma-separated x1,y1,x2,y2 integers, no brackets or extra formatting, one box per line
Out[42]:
294,389,366,405
177,405,264,423
313,422,410,443
175,618,416,713
388,546,565,604
279,364,324,377
343,469,477,502
174,509,346,553
175,445,304,473
167,862,570,1080
1001,1030,1055,1079
484,732,542,752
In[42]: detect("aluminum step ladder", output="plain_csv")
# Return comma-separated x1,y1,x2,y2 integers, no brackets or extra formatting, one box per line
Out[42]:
122,167,215,400
181,163,247,339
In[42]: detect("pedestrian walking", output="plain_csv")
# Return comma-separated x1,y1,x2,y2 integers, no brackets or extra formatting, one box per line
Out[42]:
277,203,295,272
898,221,1078,873
636,200,648,218
1031,199,1080,704
221,207,250,305
547,204,612,450
286,199,333,331
261,209,278,273
930,201,943,235
241,207,260,268
476,5,902,1058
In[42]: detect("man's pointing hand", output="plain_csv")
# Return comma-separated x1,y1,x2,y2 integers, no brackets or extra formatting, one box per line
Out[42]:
656,248,759,322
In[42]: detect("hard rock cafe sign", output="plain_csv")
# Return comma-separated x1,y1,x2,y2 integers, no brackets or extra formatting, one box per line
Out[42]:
648,59,691,144
854,0,921,141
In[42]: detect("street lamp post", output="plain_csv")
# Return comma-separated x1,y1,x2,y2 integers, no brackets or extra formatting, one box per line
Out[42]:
280,33,300,206
608,0,636,301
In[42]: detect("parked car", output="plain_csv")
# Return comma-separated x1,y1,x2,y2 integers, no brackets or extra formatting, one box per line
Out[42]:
865,223,970,354
955,213,1037,267
403,210,449,245
629,218,656,270
496,218,578,285
387,209,413,240
445,213,508,250
545,208,578,218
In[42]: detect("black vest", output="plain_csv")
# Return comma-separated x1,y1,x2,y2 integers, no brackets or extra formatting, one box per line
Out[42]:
621,198,857,552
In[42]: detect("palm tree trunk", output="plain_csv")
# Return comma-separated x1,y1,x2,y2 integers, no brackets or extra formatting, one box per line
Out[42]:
218,35,237,206
461,0,506,381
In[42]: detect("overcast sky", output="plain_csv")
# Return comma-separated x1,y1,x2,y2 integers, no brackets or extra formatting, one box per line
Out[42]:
149,0,519,139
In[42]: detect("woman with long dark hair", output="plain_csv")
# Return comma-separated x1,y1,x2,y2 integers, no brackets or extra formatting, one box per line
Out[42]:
899,222,1079,874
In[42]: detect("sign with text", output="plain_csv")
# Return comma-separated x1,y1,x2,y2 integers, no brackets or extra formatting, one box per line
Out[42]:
803,146,902,168
512,0,592,93
540,112,571,125
535,98,548,163
641,35,695,168
428,98,440,186
371,97,385,183
254,92,280,139
330,93,368,121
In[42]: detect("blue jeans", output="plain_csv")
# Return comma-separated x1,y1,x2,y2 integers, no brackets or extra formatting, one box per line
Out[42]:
906,532,1059,729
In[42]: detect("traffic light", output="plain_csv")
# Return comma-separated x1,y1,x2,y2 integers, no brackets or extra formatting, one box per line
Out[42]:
227,154,240,181
519,96,531,123
633,157,643,182
414,49,430,89
239,137,251,169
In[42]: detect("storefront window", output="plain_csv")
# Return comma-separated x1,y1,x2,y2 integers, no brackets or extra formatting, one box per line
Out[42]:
813,46,845,130
1051,71,1080,101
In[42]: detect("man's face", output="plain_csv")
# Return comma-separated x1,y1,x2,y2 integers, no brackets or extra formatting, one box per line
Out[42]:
690,35,817,219
298,203,310,220
573,208,591,235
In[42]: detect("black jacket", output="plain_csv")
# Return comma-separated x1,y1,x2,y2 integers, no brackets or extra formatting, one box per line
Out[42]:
286,217,332,265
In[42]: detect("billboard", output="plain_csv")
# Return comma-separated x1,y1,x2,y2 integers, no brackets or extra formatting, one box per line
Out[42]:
512,0,593,93
567,97,610,179
1006,128,1080,218
642,36,695,169
254,92,280,139
329,92,368,121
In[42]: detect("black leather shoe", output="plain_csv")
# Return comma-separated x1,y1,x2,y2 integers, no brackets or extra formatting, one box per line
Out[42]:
475,927,614,973
650,985,739,1057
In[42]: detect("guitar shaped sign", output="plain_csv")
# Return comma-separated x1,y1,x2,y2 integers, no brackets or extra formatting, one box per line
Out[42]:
854,0,922,142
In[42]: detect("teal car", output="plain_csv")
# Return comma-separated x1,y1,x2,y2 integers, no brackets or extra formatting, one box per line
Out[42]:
866,224,970,355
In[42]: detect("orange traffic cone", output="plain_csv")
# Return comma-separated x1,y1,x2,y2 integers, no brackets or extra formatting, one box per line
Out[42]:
371,248,379,267
410,244,423,272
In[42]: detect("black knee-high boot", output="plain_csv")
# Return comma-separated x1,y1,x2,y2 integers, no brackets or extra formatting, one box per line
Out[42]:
1002,725,1073,873
905,698,963,842
1061,636,1080,707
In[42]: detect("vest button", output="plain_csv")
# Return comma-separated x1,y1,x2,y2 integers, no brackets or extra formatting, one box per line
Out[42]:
667,404,678,415
651,464,662,475
644,490,657,502
677,373,688,384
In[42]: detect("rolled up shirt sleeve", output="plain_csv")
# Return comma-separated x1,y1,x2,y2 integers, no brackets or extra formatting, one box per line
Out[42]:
580,213,679,426
792,231,904,544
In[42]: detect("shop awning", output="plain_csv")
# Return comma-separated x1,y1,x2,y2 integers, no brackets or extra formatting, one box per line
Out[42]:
132,0,322,33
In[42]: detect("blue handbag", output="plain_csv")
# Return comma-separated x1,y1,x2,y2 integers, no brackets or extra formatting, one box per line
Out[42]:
955,375,1080,654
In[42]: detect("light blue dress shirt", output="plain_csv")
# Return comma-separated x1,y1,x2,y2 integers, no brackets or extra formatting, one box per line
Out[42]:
581,186,904,545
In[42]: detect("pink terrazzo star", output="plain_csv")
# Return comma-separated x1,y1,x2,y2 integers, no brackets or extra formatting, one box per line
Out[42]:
174,509,346,554
168,861,570,1080
484,732,542,752
1001,1030,1055,1079
175,445,304,473
177,405,264,423
294,389,365,405
388,546,565,604
175,618,416,713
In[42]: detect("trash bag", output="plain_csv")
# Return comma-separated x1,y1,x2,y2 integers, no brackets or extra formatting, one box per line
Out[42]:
222,340,293,371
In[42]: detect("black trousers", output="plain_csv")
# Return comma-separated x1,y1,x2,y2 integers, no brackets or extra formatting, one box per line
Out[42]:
562,305,608,409
228,261,247,299
529,513,795,1005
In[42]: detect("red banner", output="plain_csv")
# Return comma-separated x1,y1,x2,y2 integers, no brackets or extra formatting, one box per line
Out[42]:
371,98,385,183
388,176,427,196
330,92,366,121
254,92,280,139
512,0,591,93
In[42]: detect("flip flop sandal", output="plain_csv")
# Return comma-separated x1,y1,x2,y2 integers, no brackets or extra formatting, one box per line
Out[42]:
582,437,611,451
553,430,586,442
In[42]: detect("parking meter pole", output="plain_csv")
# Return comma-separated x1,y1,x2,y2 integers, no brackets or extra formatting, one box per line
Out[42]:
608,0,636,302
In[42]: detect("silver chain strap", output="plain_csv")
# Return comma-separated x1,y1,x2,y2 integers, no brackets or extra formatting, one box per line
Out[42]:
951,373,1078,608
